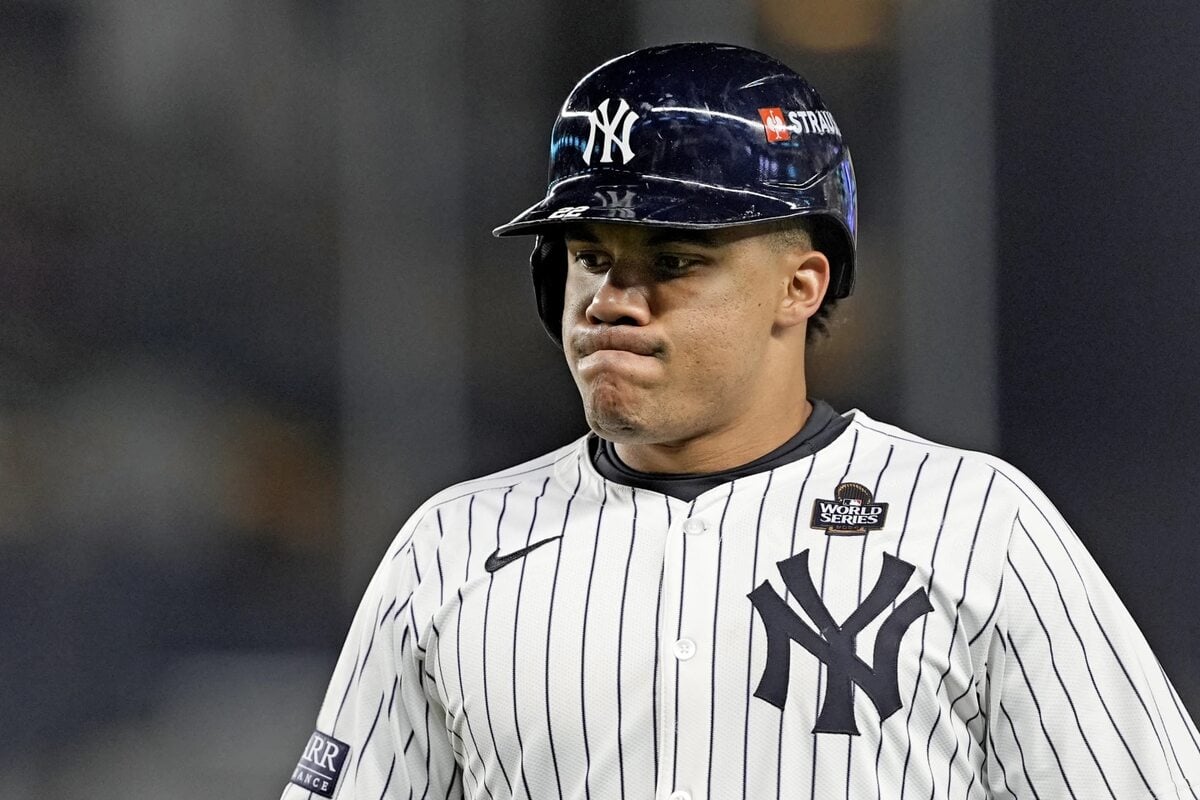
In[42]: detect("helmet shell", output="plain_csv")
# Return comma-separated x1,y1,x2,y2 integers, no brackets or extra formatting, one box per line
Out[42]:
494,42,857,342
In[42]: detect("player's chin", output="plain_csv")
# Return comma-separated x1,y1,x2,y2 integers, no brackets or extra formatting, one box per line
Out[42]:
581,382,654,440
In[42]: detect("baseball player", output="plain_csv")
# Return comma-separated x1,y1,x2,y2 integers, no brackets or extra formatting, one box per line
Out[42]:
283,43,1200,799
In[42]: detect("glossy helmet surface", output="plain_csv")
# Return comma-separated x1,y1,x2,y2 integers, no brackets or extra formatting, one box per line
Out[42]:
493,42,857,343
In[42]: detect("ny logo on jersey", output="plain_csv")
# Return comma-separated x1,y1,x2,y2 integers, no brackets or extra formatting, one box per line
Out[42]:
583,98,639,165
748,550,933,734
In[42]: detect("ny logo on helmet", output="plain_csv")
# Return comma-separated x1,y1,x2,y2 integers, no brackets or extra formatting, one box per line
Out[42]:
584,98,638,165
593,188,638,219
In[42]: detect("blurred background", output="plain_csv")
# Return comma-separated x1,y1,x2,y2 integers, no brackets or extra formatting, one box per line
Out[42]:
2,0,1198,795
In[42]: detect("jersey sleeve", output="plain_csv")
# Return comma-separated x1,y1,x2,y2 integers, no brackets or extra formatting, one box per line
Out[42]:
981,486,1200,797
281,513,461,800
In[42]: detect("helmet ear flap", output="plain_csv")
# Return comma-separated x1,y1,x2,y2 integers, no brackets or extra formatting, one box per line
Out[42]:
809,218,856,300
531,234,567,345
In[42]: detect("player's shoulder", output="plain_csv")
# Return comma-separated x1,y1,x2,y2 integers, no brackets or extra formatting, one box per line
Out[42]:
426,440,577,508
388,436,587,556
843,409,1058,515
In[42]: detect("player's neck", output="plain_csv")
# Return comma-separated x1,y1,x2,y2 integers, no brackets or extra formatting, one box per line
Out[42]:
614,398,814,475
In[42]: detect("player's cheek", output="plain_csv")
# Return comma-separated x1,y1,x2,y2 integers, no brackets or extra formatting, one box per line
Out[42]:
561,271,594,324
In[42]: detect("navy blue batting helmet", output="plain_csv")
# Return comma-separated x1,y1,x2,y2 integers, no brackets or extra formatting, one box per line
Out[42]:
493,42,857,344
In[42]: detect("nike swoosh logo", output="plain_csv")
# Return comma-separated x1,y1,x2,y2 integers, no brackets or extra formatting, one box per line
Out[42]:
484,535,562,573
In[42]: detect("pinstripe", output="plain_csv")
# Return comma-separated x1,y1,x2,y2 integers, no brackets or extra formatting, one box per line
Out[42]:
443,767,461,800
968,574,1003,647
874,452,931,800
542,461,584,800
390,528,417,561
1006,553,1120,797
355,693,386,782
811,429,859,800
847,444,894,799
1137,671,1195,796
1155,661,1200,798
379,755,396,800
652,495,665,782
399,625,411,657
465,497,475,584
921,706,948,798
419,694,431,799
897,457,964,798
1004,632,1079,799
961,766,976,800
891,452,931,586
986,724,1018,799
671,498,698,789
1003,474,1198,791
810,528,833,800
436,549,445,607
919,472,995,800
579,483,609,800
511,477,550,800
615,488,641,798
452,720,477,800
705,483,737,800
332,653,361,732
393,595,411,623
1014,513,1182,793
1116,634,1196,796
380,597,398,628
1159,659,1200,756
454,587,496,800
481,487,516,797
434,637,476,798
999,698,1043,799
409,602,426,660
772,455,816,800
411,539,424,583
359,596,386,677
940,688,977,800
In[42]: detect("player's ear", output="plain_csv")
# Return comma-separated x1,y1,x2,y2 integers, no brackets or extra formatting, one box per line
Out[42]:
775,248,830,330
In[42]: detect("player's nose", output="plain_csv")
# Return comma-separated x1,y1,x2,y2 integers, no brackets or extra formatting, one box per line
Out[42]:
585,271,651,327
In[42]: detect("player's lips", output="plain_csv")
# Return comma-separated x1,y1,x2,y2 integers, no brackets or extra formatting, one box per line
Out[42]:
571,328,665,359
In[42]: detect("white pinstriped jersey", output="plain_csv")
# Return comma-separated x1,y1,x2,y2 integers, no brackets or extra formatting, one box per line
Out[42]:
283,411,1200,799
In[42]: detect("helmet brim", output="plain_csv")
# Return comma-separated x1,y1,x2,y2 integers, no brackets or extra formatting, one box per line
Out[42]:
492,171,832,237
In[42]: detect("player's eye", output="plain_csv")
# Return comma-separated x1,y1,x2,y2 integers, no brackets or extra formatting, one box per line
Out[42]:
571,251,610,273
653,254,700,277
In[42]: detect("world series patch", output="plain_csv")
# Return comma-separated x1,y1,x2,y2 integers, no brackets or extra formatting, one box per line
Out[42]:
290,729,351,798
811,482,889,535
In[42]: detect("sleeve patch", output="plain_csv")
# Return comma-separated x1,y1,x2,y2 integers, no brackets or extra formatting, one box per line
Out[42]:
289,730,351,798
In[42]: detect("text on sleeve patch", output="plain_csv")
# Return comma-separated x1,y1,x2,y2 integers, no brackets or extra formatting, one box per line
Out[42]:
289,730,351,798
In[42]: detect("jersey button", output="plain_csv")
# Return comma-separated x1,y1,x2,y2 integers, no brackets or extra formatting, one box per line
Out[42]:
673,638,697,661
668,791,691,800
682,517,707,535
